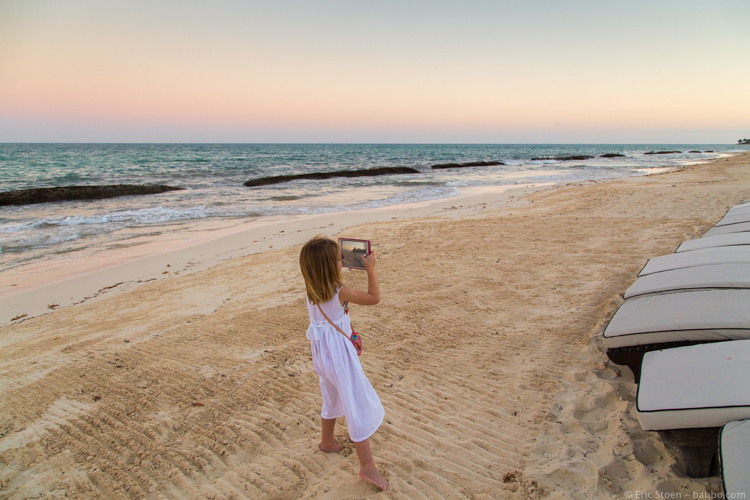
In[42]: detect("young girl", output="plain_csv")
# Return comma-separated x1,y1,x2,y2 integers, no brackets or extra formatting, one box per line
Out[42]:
299,236,388,491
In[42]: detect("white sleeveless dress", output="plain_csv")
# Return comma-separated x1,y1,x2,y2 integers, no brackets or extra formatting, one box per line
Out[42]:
306,289,385,442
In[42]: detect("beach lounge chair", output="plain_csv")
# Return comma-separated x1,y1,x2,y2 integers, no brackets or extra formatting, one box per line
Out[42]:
704,222,750,237
676,233,750,253
638,246,750,276
700,205,750,236
623,263,750,299
719,419,750,497
637,340,750,477
723,202,750,216
716,211,750,227
603,289,750,381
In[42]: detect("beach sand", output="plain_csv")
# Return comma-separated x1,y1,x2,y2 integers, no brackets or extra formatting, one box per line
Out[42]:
1,152,749,499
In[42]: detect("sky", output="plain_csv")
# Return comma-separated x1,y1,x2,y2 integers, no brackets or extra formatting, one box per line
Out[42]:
1,0,749,143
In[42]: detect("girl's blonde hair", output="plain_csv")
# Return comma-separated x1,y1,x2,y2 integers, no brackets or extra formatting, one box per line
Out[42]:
300,236,343,304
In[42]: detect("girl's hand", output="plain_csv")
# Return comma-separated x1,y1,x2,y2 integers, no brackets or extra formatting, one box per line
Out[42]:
340,249,380,306
360,249,376,270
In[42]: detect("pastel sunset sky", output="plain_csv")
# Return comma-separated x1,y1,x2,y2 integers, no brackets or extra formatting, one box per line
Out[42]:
1,0,748,143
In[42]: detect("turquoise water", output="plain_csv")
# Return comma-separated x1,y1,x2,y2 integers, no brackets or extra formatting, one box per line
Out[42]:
0,143,746,274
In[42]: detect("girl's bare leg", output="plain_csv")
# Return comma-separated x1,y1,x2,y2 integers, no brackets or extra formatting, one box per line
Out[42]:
319,417,343,453
353,439,388,490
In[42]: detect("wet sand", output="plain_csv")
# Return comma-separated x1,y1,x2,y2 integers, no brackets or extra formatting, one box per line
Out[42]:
1,152,748,498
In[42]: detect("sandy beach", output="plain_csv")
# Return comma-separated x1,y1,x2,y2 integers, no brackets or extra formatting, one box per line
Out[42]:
2,152,749,499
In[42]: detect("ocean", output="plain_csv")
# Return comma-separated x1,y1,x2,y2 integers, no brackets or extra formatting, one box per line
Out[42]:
1,143,747,284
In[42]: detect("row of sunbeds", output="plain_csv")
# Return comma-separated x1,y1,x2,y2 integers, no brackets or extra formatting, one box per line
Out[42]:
603,200,750,494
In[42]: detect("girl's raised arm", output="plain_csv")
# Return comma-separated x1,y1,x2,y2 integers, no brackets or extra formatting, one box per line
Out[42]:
340,250,380,306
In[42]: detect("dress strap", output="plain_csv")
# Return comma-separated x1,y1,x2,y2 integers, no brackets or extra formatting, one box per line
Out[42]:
316,304,352,340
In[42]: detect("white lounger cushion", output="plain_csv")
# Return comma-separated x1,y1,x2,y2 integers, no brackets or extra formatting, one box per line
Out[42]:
603,290,750,348
716,212,750,227
637,340,750,430
639,247,750,276
676,233,750,253
624,264,750,298
720,420,750,497
704,222,750,237
727,204,750,215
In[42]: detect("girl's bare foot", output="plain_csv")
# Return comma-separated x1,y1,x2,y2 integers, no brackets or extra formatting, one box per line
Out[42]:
359,467,388,491
319,441,343,453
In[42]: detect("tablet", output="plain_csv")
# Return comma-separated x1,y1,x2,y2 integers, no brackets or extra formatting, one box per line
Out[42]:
339,238,371,270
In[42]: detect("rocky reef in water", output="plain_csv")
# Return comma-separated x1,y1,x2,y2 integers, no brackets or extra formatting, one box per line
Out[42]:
0,184,184,207
244,166,420,187
531,155,594,161
644,151,682,155
599,153,626,158
430,161,505,169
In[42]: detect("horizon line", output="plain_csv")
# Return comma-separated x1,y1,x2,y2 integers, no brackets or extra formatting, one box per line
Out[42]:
0,141,744,146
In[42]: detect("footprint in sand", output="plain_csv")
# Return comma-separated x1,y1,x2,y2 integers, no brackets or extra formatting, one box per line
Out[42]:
319,479,385,500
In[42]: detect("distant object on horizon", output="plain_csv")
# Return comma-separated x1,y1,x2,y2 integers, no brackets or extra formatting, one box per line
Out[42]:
739,138,750,145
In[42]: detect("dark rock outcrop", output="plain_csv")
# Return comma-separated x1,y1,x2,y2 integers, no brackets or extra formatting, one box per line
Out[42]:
531,155,594,161
0,184,184,207
244,166,420,187
431,160,505,169
644,151,682,155
704,150,714,153
599,153,626,158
